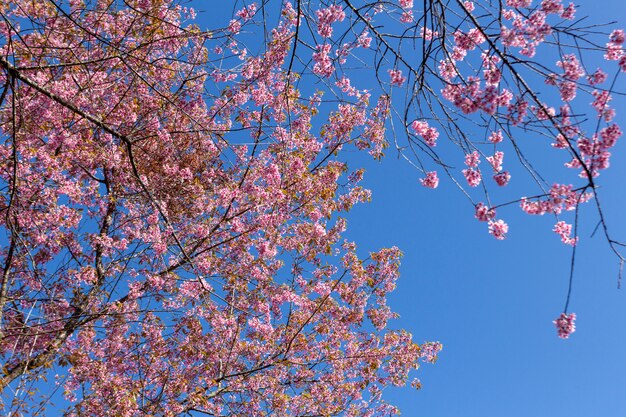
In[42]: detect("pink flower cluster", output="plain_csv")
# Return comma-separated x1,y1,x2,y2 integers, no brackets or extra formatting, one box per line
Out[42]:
493,171,511,186
587,68,607,86
420,26,439,40
398,0,414,22
591,89,613,120
521,184,591,215
236,3,257,21
506,0,531,7
316,5,345,38
463,168,481,187
482,53,502,86
553,221,577,246
464,150,480,167
475,202,496,222
357,30,372,48
571,123,622,178
489,130,503,144
555,54,584,101
554,312,576,339
488,219,509,240
454,29,486,51
401,10,414,23
605,29,625,65
420,171,439,188
411,120,439,146
389,69,406,87
438,59,457,81
420,341,443,363
500,9,553,57
563,4,576,20
507,98,528,125
312,44,333,77
486,151,504,172
442,78,512,115
484,151,510,185
228,19,242,34
463,151,482,187
541,0,564,14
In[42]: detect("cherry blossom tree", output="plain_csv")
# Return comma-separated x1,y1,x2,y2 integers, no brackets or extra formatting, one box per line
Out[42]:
0,0,623,415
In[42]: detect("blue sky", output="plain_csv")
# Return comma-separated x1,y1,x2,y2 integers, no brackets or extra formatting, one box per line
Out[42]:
341,2,626,416
200,1,626,416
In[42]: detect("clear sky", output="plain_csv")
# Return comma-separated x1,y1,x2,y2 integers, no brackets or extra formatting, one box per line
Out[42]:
198,1,626,416
341,1,626,416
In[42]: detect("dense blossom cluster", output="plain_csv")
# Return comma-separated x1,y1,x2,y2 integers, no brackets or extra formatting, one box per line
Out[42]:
488,219,509,240
0,1,445,415
420,171,440,189
0,0,622,413
554,313,577,339
389,69,406,86
553,221,578,246
411,120,439,146
316,5,345,37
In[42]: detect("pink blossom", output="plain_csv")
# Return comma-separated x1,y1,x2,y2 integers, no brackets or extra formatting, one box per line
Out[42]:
508,98,528,125
554,312,576,339
610,29,625,45
357,31,372,48
420,341,443,363
520,184,591,215
475,202,496,221
236,3,257,21
553,221,577,246
591,90,611,115
400,11,414,23
489,130,504,144
488,219,509,240
552,134,569,149
560,3,576,19
454,29,485,51
312,44,334,77
558,81,577,102
335,77,360,97
497,89,514,107
438,59,456,81
603,108,617,122
600,124,622,149
411,120,439,146
557,54,584,80
484,66,502,86
493,171,511,186
420,171,439,188
541,0,563,15
389,69,406,86
462,167,482,187
605,32,624,60
545,73,558,85
228,19,242,34
506,0,532,7
587,68,607,85
420,26,439,40
486,151,504,172
534,104,555,120
464,151,481,168
316,5,345,38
